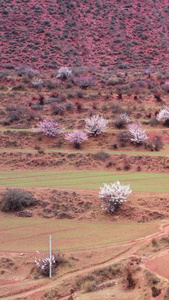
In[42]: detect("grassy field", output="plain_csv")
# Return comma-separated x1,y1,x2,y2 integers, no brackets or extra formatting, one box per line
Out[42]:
0,216,159,252
0,170,169,192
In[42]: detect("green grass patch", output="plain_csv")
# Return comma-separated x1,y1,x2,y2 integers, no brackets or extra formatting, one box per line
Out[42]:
0,216,159,251
0,170,169,192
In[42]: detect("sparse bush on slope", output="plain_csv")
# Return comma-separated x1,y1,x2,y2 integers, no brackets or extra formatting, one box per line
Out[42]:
1,188,36,212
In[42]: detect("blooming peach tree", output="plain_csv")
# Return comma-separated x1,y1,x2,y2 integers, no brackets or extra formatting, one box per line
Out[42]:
99,181,132,212
33,119,63,137
128,123,148,144
85,115,108,136
65,130,88,149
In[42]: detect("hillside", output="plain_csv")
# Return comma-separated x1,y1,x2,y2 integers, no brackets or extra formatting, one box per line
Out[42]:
1,1,169,299
1,0,169,70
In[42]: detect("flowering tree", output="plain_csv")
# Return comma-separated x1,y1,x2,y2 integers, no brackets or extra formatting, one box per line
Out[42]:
57,67,72,79
114,113,131,129
128,123,148,144
35,252,65,276
156,106,169,126
33,119,63,137
35,254,57,276
65,130,88,149
99,181,132,212
85,115,108,136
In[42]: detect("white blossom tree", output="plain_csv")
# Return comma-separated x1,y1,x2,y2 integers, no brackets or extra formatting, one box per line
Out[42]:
128,123,148,144
99,181,132,212
85,115,108,136
33,119,63,137
35,254,57,276
65,130,88,149
57,67,72,79
156,106,169,126
35,252,65,276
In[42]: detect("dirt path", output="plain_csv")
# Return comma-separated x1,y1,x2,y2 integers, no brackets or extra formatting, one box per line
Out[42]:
2,222,169,300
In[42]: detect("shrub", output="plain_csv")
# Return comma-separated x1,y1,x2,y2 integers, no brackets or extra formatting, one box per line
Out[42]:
99,181,132,212
156,106,169,127
65,130,88,149
73,76,96,89
161,81,169,93
1,188,35,212
85,115,108,136
145,135,163,151
33,119,63,137
16,65,39,78
51,104,65,116
57,67,72,79
118,131,130,147
128,123,148,144
31,78,43,89
94,151,110,161
35,252,65,276
114,113,131,129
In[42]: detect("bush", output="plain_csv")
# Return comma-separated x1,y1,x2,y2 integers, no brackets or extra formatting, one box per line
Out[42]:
51,104,65,116
57,67,72,80
35,252,65,276
65,130,88,149
73,76,96,89
114,113,131,129
1,188,35,212
99,181,132,212
118,131,130,147
85,115,108,136
94,151,110,161
16,65,39,78
145,135,163,151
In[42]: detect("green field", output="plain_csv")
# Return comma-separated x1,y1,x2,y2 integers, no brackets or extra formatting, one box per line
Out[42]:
0,216,159,251
0,170,169,192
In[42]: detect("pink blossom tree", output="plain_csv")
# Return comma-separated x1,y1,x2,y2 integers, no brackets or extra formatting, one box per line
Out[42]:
99,181,132,212
33,119,63,137
85,115,108,136
65,130,88,149
128,123,148,144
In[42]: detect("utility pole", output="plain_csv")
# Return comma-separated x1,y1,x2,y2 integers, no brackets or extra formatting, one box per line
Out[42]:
49,235,52,279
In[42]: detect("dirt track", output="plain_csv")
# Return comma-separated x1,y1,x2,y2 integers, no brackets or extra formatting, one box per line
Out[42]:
2,222,169,300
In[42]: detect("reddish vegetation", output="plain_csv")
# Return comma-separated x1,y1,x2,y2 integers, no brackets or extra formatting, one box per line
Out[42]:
1,1,169,294
1,0,169,70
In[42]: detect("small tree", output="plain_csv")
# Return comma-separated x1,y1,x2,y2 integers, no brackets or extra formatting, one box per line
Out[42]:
33,119,63,137
114,113,131,129
99,181,132,212
57,67,72,80
85,115,108,136
35,252,65,276
65,130,88,149
128,123,148,144
156,106,169,127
